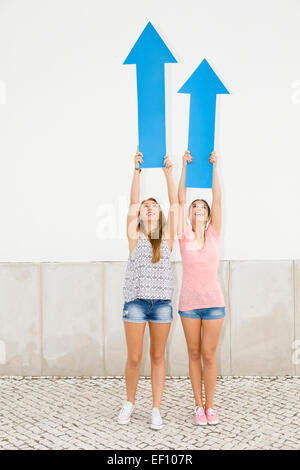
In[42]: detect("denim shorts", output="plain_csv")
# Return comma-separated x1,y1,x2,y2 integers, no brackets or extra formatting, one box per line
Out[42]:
123,298,173,323
178,306,225,320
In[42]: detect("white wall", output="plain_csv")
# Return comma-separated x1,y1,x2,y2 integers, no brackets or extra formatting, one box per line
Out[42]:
0,0,299,262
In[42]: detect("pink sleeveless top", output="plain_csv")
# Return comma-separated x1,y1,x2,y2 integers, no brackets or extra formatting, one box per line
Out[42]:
178,223,225,310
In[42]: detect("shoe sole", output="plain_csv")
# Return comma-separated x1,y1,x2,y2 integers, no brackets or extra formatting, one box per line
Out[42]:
118,419,131,424
150,423,164,430
194,420,207,426
207,420,219,425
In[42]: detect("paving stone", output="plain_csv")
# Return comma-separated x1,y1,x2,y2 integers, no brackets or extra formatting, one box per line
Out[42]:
0,376,299,450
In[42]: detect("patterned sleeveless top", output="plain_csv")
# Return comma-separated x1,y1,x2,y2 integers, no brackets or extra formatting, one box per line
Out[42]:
123,230,174,302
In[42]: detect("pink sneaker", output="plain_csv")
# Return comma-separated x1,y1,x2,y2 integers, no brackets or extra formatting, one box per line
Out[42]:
194,406,207,425
205,407,219,425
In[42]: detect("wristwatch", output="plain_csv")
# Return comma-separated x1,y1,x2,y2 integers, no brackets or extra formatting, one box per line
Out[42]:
135,167,141,173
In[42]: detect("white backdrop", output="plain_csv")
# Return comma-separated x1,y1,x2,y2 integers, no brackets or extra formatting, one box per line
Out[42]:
0,0,299,261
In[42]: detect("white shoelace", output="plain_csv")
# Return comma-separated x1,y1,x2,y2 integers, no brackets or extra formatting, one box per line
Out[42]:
152,408,162,424
119,402,133,418
195,406,205,416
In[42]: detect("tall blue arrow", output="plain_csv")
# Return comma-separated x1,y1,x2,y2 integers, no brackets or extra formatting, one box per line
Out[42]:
123,22,177,167
178,59,229,188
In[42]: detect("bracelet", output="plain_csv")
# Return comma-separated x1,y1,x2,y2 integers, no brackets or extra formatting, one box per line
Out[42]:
135,167,141,173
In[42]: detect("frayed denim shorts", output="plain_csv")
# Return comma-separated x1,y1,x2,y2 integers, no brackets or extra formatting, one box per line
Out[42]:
178,306,225,320
123,298,173,323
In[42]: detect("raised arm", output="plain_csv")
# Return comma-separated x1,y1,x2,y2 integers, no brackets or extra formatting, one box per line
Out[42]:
126,145,143,252
177,150,193,237
210,151,222,235
162,155,178,251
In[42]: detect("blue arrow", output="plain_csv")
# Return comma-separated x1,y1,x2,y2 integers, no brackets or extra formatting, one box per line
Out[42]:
123,22,177,167
178,59,229,187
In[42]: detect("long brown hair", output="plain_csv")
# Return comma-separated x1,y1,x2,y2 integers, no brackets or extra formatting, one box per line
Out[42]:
137,198,166,263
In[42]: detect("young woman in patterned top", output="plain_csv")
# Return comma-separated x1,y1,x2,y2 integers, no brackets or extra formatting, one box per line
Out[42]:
118,145,178,430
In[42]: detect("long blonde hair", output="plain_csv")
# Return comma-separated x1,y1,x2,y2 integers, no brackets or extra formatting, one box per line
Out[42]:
137,198,166,263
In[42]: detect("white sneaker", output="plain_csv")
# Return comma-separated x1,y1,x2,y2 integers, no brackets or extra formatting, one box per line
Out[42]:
117,401,135,425
150,407,164,430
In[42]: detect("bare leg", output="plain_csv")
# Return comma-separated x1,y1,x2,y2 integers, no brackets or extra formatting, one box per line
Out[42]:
201,318,224,409
148,322,171,409
123,321,146,404
180,317,203,407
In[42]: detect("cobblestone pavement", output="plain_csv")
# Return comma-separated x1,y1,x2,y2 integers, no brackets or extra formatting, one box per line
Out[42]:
0,376,299,450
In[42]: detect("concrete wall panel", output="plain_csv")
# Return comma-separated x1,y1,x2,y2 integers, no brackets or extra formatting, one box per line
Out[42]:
103,262,128,376
216,261,231,375
0,264,41,375
294,261,300,375
42,263,104,376
167,262,188,376
230,261,294,375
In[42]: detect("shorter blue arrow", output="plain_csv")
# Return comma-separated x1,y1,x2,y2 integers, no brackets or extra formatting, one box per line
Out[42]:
123,22,177,167
178,59,229,188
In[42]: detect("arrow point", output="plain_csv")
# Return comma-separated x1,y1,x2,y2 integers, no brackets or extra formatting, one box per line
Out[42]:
123,21,178,65
178,58,230,95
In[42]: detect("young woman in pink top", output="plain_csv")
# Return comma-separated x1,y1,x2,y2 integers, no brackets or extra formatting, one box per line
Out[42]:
177,149,225,426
